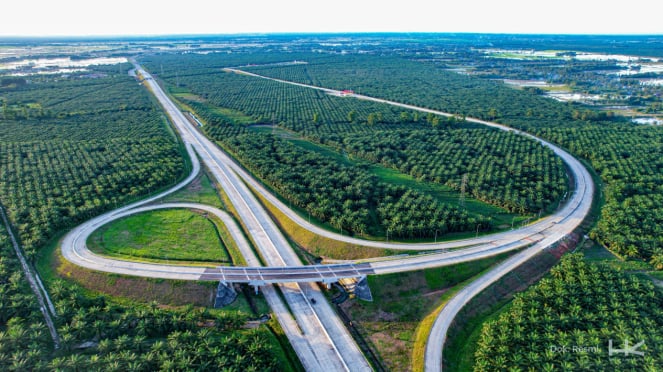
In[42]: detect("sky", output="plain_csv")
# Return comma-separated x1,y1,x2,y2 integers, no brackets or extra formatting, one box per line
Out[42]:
2,0,662,37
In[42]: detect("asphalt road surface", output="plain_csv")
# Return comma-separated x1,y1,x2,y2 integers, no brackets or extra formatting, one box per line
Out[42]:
60,64,594,371
225,68,593,372
135,65,370,371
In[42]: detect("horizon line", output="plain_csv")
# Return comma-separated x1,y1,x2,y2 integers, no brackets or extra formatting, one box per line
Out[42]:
1,31,662,41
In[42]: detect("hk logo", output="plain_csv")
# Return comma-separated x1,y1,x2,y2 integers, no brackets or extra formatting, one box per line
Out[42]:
608,339,645,357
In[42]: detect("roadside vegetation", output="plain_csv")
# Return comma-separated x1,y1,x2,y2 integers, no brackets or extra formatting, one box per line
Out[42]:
0,64,289,370
339,251,515,371
161,170,224,208
473,254,662,371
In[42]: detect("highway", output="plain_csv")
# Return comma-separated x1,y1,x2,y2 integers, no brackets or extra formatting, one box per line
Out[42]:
60,65,594,371
59,200,553,280
223,68,593,372
424,234,569,371
222,68,592,251
116,65,371,371
140,67,371,372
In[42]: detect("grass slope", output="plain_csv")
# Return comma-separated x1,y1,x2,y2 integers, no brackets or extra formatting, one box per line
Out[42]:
88,209,230,264
340,251,514,370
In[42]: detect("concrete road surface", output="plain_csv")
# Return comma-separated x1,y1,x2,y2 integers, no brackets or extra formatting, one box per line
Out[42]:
135,65,371,372
60,63,594,372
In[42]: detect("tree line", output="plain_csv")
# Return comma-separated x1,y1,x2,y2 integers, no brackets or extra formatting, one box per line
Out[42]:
146,56,571,238
338,127,566,213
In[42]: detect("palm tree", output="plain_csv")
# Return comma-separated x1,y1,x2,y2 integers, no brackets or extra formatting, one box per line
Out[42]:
113,334,131,351
133,334,147,353
126,361,144,372
103,359,122,372
10,351,30,371
97,338,113,355
59,332,75,353
66,353,87,371
560,361,574,370
93,320,105,340
649,249,663,270
48,356,68,370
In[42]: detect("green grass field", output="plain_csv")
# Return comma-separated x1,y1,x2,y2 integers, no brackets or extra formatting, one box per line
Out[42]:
581,239,618,261
88,208,230,264
211,106,256,124
162,170,224,208
173,89,256,125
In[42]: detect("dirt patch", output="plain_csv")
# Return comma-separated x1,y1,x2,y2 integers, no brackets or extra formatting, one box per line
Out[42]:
362,321,417,372
376,309,398,322
186,175,203,192
374,271,428,300
54,248,213,306
422,287,449,298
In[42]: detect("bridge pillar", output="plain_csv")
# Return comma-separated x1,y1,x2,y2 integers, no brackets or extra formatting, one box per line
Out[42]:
214,281,237,308
322,278,337,290
248,280,266,295
354,276,373,302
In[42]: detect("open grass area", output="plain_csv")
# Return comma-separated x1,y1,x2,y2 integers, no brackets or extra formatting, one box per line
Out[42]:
411,284,473,372
210,106,256,125
162,167,249,266
88,208,230,264
173,88,256,125
172,92,206,102
162,168,224,208
581,239,618,261
368,165,521,229
340,251,514,370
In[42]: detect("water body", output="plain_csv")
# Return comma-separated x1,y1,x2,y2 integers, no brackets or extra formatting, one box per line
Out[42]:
632,117,662,125
0,56,127,75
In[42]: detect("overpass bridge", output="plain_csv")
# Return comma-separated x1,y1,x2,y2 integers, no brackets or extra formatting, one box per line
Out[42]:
62,64,594,372
204,264,376,304
200,263,375,285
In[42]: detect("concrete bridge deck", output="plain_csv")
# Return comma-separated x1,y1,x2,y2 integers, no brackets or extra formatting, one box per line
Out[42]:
200,263,375,284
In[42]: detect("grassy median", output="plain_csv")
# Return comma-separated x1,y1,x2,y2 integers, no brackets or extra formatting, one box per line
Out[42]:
88,208,231,265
